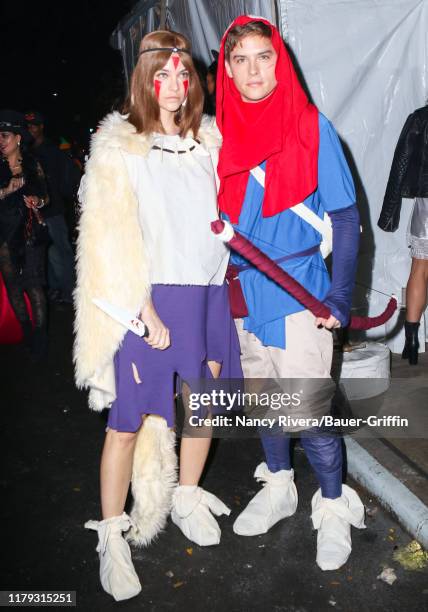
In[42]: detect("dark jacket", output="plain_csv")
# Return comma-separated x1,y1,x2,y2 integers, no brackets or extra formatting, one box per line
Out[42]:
0,153,48,259
31,139,80,219
378,106,428,232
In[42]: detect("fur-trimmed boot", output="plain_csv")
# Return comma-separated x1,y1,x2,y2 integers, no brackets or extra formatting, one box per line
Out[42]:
85,513,141,601
311,484,366,571
233,462,298,536
171,485,231,546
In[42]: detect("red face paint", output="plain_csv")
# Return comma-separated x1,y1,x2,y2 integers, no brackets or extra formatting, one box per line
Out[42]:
183,79,189,96
172,54,180,70
154,79,162,99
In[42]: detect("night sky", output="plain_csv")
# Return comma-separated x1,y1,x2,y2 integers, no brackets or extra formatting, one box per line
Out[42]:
1,1,134,147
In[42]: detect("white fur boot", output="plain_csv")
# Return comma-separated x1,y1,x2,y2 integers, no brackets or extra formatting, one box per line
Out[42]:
85,513,142,601
171,485,231,546
233,462,298,536
311,484,366,571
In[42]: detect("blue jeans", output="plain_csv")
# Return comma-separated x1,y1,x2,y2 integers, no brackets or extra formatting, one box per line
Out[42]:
45,214,75,301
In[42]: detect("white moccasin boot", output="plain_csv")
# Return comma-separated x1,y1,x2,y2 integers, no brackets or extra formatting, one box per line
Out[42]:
85,512,142,601
311,484,366,571
233,462,298,536
171,485,231,546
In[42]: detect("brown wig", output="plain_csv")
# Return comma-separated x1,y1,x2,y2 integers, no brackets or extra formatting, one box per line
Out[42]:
224,21,273,61
123,30,204,138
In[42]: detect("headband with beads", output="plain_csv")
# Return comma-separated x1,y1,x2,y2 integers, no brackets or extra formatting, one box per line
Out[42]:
139,46,191,56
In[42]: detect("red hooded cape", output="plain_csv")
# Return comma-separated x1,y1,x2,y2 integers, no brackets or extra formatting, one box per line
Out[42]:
216,15,319,224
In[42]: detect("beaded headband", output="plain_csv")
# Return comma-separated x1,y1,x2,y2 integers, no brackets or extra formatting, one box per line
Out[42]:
139,46,191,56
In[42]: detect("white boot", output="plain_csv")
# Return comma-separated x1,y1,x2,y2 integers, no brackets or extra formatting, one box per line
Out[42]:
233,462,298,536
85,513,142,601
311,484,366,571
171,485,231,546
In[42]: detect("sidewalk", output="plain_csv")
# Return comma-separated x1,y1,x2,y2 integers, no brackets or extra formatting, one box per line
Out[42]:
1,307,427,611
344,351,428,548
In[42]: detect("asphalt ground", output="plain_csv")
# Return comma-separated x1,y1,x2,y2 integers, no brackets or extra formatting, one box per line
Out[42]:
1,305,427,612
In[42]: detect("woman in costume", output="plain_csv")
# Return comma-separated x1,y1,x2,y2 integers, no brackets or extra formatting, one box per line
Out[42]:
0,109,49,356
74,30,241,601
378,104,428,365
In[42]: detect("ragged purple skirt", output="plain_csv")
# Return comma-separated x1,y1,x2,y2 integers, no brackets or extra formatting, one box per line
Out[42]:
107,283,242,432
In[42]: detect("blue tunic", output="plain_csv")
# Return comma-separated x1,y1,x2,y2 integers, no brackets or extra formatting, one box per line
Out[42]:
223,113,356,349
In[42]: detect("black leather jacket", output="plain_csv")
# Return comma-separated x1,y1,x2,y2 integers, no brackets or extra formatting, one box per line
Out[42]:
378,106,428,232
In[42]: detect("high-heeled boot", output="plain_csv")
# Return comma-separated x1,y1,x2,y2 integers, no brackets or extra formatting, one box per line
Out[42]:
402,321,420,365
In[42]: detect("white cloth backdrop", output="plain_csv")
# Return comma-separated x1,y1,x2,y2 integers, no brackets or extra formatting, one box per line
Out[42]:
111,0,276,80
278,0,428,350
112,0,428,351
166,0,276,65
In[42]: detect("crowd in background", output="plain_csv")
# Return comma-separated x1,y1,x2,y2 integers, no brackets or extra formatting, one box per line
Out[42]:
0,59,217,361
0,109,82,358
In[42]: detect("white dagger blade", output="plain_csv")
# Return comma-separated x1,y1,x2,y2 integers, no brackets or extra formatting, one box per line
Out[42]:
92,298,147,337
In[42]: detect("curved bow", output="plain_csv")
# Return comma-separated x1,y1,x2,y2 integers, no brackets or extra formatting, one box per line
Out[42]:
212,220,397,330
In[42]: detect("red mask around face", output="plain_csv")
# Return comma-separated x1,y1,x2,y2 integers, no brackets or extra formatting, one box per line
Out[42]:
216,15,319,224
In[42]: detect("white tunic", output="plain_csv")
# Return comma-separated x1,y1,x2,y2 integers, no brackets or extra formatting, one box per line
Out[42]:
123,133,229,285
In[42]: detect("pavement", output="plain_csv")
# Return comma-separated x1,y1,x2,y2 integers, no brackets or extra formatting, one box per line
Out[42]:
342,350,428,548
1,305,427,612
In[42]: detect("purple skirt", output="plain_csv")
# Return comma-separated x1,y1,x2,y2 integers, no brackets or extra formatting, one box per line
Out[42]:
107,284,242,432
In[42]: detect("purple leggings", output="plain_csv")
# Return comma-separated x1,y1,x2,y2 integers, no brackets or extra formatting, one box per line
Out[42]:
260,427,343,499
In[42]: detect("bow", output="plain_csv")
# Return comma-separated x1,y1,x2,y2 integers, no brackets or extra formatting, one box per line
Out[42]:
212,220,397,330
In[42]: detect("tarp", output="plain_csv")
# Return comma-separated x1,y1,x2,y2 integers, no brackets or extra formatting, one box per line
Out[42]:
111,0,277,81
111,0,428,351
277,0,428,350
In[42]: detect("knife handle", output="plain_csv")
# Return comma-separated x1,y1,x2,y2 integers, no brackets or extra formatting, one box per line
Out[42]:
131,318,150,338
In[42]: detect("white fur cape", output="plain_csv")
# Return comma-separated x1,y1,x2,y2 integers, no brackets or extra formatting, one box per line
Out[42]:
74,112,221,544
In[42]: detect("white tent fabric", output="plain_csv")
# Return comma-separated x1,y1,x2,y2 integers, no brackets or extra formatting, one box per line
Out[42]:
166,0,276,65
111,0,277,80
112,0,428,351
277,0,428,351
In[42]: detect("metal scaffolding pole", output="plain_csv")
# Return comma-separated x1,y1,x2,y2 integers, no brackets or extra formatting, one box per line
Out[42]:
159,0,167,29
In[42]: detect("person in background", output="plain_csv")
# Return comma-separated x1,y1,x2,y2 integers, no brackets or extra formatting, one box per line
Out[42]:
58,137,81,240
25,111,80,303
204,50,218,115
378,104,428,365
0,110,49,357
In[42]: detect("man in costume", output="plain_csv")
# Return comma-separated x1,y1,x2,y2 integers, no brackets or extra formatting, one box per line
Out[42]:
216,16,365,570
